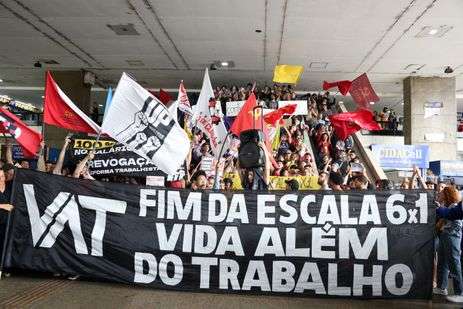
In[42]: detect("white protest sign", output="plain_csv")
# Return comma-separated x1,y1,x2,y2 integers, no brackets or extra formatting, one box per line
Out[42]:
146,176,165,187
226,101,246,117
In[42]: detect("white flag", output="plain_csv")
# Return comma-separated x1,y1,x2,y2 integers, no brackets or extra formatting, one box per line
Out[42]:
102,73,190,174
177,80,192,115
192,68,229,157
168,99,179,123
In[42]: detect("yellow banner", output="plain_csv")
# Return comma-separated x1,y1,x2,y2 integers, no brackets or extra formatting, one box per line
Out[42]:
73,138,116,150
223,173,320,190
273,65,304,84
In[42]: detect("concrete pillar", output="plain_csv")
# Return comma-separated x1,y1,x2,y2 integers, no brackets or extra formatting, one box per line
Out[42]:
44,70,93,148
403,76,456,161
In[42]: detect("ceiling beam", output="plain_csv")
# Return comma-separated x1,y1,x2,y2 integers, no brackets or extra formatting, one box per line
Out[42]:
11,0,104,68
0,1,94,67
276,0,288,65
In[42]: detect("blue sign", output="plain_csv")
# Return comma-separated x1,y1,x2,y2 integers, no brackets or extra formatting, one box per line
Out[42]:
371,144,429,169
12,145,24,160
430,160,463,177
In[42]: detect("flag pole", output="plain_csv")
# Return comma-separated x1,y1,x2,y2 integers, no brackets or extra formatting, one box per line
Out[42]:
0,166,18,279
212,132,232,190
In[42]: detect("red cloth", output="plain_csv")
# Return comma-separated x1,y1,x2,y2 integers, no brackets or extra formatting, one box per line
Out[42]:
329,109,381,140
0,107,42,157
230,93,279,168
44,71,99,133
230,93,263,136
167,180,183,189
264,104,297,126
349,73,379,108
156,89,173,105
322,80,352,96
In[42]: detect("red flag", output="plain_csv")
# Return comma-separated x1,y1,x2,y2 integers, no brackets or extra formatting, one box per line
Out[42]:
157,89,173,105
44,71,101,133
349,73,379,108
322,80,352,96
264,104,297,126
328,109,381,140
230,93,263,136
229,94,279,168
0,107,42,157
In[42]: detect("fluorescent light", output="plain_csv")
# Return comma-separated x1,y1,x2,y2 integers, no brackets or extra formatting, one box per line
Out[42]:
428,29,438,35
98,104,103,107
221,62,229,67
369,101,375,105
41,95,44,99
456,93,463,99
0,79,3,83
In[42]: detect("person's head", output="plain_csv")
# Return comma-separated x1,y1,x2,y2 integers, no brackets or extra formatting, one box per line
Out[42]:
280,168,289,177
283,150,292,161
400,177,411,190
321,154,330,166
285,179,299,191
45,160,55,173
288,165,300,176
350,175,369,190
329,172,344,190
336,150,347,162
207,176,215,189
377,179,393,191
321,133,329,142
19,159,29,169
290,152,299,162
437,181,446,193
425,180,436,190
223,178,233,191
193,170,207,189
200,143,210,155
349,152,357,161
318,171,328,186
2,163,14,182
438,185,461,206
193,132,202,144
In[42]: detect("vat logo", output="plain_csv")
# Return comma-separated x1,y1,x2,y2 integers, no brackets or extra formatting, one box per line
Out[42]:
23,184,126,256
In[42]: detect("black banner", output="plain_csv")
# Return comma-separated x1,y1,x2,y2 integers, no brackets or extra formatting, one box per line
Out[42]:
68,134,185,180
6,169,434,299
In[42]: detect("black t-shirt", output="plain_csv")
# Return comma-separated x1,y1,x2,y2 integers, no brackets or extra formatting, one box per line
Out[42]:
0,183,11,227
0,183,11,204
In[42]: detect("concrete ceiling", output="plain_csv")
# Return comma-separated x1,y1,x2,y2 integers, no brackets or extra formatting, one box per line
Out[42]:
0,0,462,113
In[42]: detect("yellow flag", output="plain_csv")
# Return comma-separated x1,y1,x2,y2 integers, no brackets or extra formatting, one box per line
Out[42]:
273,65,304,84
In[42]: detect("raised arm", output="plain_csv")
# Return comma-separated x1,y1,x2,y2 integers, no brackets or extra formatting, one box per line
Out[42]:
5,140,13,164
73,150,94,178
413,165,427,189
53,134,72,175
37,140,46,172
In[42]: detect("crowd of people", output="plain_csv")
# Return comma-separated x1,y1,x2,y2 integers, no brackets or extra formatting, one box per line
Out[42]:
373,107,400,133
1,83,463,303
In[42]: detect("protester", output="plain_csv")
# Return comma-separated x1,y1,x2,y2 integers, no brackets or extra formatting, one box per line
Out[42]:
434,186,463,303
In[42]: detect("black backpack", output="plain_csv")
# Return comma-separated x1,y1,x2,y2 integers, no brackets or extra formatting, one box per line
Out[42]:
239,128,265,169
